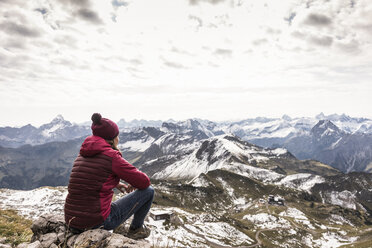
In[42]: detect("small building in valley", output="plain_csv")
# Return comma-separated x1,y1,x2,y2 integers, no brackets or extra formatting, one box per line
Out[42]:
150,210,174,221
268,195,285,206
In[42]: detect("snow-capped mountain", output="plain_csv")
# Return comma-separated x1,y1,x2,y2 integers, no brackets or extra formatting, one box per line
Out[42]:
281,120,372,173
214,113,372,146
117,118,164,129
2,113,372,150
161,119,216,138
151,134,299,180
1,113,372,189
0,115,90,148
119,127,165,153
311,120,344,144
133,131,340,187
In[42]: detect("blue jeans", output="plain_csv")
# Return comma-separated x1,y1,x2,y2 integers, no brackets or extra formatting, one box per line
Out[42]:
101,186,154,230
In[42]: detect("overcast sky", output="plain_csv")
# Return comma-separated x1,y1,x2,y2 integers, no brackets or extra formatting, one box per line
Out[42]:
1,0,371,126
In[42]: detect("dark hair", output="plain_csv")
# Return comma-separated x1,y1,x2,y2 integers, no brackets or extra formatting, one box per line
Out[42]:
105,137,122,155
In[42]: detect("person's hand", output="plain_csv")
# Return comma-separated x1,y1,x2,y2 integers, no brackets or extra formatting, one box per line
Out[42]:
116,183,136,193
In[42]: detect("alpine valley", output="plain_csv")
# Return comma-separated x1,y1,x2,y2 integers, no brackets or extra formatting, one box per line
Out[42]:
0,114,372,247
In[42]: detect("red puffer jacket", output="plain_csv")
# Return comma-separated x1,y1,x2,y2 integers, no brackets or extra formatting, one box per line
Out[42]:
64,135,150,230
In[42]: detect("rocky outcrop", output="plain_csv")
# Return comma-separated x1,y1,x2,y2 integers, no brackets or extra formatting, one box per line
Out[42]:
0,237,12,248
18,214,150,248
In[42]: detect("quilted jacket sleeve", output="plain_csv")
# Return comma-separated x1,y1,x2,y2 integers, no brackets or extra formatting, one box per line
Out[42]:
111,152,150,189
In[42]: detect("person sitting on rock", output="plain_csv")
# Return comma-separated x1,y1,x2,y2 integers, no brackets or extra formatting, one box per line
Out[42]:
64,113,154,240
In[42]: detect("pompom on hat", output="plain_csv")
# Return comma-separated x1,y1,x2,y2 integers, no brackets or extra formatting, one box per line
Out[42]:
91,113,119,140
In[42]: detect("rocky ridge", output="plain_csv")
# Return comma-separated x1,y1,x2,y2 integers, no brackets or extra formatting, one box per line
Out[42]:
15,214,150,248
1,114,372,174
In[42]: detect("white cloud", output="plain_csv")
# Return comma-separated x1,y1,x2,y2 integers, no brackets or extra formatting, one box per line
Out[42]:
0,0,372,126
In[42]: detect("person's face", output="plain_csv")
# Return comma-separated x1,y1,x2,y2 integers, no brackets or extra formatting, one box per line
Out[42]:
114,136,119,146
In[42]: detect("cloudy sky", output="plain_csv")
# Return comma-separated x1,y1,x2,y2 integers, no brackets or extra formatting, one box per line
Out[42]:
1,0,371,126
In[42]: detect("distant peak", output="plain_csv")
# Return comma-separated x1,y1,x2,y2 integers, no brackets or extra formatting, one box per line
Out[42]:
184,119,201,127
315,112,325,120
317,120,335,127
282,114,292,121
312,120,341,134
52,115,64,122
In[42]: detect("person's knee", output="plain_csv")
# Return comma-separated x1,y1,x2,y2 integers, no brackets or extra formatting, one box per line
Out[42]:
138,185,154,199
146,186,155,197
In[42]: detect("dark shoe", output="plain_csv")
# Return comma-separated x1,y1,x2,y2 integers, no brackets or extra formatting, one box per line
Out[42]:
125,225,151,240
113,222,127,235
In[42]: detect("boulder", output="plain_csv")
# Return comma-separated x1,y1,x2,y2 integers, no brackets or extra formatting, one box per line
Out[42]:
16,243,29,248
15,244,26,248
72,229,111,248
27,241,42,248
104,233,150,248
31,214,65,242
39,233,58,247
16,242,42,248
30,215,150,248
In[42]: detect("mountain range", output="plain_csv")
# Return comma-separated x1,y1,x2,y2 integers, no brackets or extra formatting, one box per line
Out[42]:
1,114,372,247
0,115,90,148
0,117,370,214
0,113,372,191
2,113,372,148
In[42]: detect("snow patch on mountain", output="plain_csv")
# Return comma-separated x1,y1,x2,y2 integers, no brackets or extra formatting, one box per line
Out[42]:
271,148,288,155
243,213,291,229
152,148,224,179
0,187,67,219
275,174,325,192
216,177,234,197
311,232,358,248
320,190,360,210
119,137,155,152
184,222,253,246
328,214,353,226
225,163,284,183
189,176,213,188
41,123,67,137
279,208,315,229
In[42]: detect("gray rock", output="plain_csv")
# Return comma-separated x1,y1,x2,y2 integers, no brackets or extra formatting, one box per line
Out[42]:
66,235,78,248
57,232,65,243
39,233,58,247
25,241,42,248
170,214,183,225
31,214,65,235
0,244,12,248
16,243,29,248
0,238,6,244
73,229,111,248
104,233,151,248
55,224,66,234
30,215,151,248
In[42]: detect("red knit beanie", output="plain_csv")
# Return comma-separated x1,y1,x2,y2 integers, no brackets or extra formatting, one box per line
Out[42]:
91,113,119,140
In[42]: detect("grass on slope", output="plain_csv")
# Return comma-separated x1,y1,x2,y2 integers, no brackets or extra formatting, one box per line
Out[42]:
0,209,32,246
